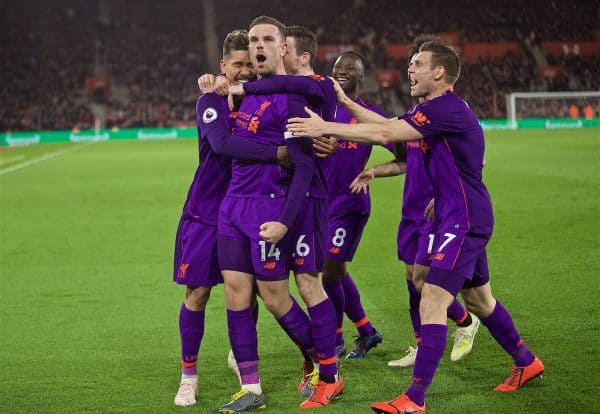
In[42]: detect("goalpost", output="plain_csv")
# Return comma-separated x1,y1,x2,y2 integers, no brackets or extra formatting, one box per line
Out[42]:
506,91,600,129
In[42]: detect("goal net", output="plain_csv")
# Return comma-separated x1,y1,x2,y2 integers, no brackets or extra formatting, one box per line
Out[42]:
506,91,600,129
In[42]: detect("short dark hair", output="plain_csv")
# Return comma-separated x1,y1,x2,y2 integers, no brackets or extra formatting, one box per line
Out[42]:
222,30,249,58
419,40,461,84
249,15,286,40
284,25,317,67
408,34,441,61
338,50,368,71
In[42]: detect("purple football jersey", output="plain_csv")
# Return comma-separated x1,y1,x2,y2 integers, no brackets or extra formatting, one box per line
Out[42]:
321,99,391,213
402,91,494,229
181,95,235,225
243,74,337,122
225,89,322,228
240,74,334,201
402,137,434,220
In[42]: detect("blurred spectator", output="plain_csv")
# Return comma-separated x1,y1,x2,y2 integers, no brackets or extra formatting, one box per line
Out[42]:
2,0,598,132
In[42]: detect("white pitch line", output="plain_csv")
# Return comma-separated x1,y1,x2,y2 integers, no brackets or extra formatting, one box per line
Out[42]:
0,141,96,176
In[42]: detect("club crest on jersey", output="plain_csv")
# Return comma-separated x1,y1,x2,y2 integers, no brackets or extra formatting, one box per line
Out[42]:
202,107,218,124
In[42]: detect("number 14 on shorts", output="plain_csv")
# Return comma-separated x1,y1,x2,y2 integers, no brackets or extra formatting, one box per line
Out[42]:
258,235,311,262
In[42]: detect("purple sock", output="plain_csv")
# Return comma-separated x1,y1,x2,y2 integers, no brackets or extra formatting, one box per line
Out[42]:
323,279,345,347
307,299,338,377
179,304,205,376
276,296,315,360
406,280,422,344
481,301,535,367
227,307,259,385
341,274,376,337
447,299,468,324
406,324,447,406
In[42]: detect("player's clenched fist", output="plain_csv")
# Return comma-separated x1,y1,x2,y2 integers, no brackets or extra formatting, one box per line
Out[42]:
197,73,216,93
259,221,288,244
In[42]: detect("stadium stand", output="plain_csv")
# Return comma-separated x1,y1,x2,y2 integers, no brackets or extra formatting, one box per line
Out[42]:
2,0,598,131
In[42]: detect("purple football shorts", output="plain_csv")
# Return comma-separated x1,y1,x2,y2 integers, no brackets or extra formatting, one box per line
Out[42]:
289,198,328,274
173,217,222,287
325,209,369,262
425,226,493,297
218,196,292,281
397,218,437,266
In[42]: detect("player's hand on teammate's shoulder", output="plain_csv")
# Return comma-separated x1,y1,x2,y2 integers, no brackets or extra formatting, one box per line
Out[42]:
228,83,245,96
313,136,338,158
259,222,288,244
329,76,349,105
349,169,375,194
213,75,231,96
287,107,326,138
424,198,435,221
198,73,216,93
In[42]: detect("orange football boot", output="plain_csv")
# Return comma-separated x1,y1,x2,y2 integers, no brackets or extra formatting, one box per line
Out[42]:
299,377,344,409
494,356,544,392
370,393,426,414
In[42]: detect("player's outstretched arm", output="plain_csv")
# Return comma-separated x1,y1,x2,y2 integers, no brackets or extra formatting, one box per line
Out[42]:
349,160,407,194
236,75,326,103
335,83,388,124
287,107,423,145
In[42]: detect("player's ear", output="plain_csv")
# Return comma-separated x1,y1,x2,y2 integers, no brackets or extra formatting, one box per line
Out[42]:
220,59,227,73
302,52,311,65
281,41,287,57
434,66,444,81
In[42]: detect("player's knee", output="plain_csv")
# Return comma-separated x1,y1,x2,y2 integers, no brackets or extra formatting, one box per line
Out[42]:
185,286,211,311
261,293,291,318
412,276,425,292
464,296,495,319
419,286,450,321
296,275,326,306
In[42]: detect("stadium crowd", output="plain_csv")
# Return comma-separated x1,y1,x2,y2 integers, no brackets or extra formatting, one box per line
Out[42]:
2,0,598,131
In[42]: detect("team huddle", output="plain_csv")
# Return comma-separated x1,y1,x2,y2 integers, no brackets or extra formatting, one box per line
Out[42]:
172,15,544,414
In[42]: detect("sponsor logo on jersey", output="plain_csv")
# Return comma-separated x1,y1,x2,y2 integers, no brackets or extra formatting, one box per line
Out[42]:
295,258,305,266
329,247,341,254
411,111,431,127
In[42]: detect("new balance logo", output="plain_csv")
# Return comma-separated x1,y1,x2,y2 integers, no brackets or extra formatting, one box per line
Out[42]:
263,262,276,270
430,253,445,261
329,247,340,254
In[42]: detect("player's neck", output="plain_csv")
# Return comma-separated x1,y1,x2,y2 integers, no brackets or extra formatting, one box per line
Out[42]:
296,66,314,76
424,85,452,102
347,89,359,101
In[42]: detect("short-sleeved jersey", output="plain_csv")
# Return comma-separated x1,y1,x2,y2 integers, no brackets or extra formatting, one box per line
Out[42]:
321,99,391,213
402,137,434,220
402,91,494,229
181,95,235,225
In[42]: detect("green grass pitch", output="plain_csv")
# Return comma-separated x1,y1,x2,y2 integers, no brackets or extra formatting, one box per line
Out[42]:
1,129,599,413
